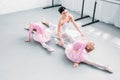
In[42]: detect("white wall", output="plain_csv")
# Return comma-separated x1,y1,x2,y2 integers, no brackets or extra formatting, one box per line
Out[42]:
61,0,82,12
0,0,61,15
61,0,120,28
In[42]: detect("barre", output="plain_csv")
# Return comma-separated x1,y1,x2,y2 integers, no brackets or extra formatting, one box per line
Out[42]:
75,0,90,21
43,0,61,9
101,0,120,5
82,0,99,27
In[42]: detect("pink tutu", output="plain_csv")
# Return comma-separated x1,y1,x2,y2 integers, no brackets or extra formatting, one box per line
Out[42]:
65,40,86,63
28,23,51,43
33,31,51,43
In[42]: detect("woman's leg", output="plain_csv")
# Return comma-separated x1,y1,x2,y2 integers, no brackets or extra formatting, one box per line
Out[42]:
40,42,55,52
62,33,75,43
42,20,57,38
82,59,113,73
54,38,66,48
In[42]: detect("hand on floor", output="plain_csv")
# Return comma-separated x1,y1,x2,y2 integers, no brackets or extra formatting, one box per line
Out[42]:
73,63,78,68
25,38,30,42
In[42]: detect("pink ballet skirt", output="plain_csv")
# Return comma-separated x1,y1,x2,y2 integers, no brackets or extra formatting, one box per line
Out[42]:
65,40,86,63
33,31,51,43
28,23,51,43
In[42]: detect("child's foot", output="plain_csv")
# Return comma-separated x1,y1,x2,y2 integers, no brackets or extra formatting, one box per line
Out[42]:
47,47,55,52
42,20,49,27
105,66,113,73
24,27,29,30
54,38,65,48
24,27,35,33
54,38,59,44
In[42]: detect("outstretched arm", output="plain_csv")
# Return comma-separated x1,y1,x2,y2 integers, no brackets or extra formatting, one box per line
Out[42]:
70,14,85,39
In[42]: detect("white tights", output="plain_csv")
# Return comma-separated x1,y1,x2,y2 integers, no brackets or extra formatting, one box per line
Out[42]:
48,23,75,43
62,33,75,43
40,42,55,52
82,59,107,70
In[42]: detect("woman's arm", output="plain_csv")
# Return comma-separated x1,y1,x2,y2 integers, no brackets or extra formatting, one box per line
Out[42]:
57,20,61,38
57,20,64,46
69,14,85,38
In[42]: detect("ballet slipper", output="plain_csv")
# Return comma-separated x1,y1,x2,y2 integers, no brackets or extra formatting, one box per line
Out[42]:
42,20,49,27
47,47,55,52
24,27,29,30
54,38,59,44
54,38,65,48
105,65,113,73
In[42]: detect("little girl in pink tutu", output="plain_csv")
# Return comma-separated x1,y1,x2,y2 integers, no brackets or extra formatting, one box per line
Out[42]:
25,23,55,52
55,39,113,73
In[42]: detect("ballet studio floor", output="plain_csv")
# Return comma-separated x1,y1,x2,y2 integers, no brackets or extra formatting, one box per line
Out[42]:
0,7,120,80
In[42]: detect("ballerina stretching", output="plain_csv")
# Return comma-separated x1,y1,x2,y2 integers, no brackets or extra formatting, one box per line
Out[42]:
25,23,55,52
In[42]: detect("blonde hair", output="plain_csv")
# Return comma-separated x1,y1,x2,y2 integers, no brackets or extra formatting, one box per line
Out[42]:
85,42,95,53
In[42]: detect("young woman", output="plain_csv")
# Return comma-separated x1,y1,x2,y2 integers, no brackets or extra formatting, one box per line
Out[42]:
42,6,85,47
57,6,85,46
